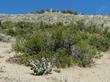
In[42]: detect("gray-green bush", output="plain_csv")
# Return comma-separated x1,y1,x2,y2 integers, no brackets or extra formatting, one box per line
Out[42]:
4,20,110,68
30,58,52,75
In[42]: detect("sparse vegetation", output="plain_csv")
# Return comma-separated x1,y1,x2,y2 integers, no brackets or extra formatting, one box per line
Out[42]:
1,20,110,70
32,9,78,14
32,9,60,14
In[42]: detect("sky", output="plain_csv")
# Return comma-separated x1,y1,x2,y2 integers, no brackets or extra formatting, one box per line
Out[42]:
0,0,109,14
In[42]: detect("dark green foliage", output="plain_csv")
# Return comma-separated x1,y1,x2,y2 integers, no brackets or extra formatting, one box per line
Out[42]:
5,28,15,36
62,10,78,14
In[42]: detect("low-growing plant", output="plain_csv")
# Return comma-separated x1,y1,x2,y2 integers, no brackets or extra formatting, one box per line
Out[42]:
30,58,52,75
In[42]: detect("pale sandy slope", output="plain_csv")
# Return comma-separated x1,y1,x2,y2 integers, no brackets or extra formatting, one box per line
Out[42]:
0,42,110,82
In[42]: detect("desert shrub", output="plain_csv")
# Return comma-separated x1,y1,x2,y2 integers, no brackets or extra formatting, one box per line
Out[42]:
15,29,27,37
16,21,35,29
24,31,51,55
53,48,73,68
0,21,16,36
1,21,15,29
5,28,16,36
104,30,110,38
51,27,64,51
0,17,109,70
89,34,110,51
72,40,97,67
15,21,41,36
12,21,110,69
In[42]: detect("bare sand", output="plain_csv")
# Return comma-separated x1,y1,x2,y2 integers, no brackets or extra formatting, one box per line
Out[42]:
0,42,110,82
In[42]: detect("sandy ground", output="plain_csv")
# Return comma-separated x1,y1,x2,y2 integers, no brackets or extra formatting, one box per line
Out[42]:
0,42,110,82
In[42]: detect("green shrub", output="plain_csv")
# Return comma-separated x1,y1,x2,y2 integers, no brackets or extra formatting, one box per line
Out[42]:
72,40,97,67
89,34,110,51
1,21,15,29
5,28,16,36
11,21,110,68
0,21,16,36
16,21,35,29
53,48,73,68
104,30,110,39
